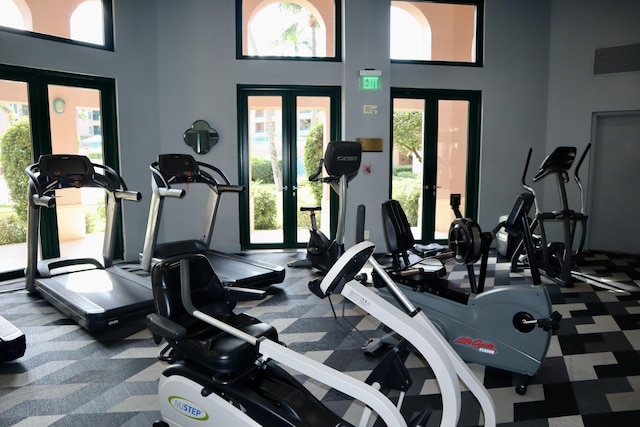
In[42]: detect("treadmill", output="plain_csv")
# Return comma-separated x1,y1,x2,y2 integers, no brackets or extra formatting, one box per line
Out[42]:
140,154,285,288
24,154,153,333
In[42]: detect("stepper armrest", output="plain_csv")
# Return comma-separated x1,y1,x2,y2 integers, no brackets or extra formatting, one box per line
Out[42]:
147,313,187,342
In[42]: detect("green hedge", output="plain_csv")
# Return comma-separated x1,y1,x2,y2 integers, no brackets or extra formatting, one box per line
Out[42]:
392,177,421,226
251,183,277,230
0,118,32,228
251,157,282,183
0,214,27,245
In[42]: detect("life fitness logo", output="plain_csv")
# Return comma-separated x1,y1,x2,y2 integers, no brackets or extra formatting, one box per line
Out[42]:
169,396,209,421
336,156,359,161
454,336,497,355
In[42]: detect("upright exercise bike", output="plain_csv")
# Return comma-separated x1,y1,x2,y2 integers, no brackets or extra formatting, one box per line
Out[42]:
288,141,361,273
369,194,561,394
510,144,591,287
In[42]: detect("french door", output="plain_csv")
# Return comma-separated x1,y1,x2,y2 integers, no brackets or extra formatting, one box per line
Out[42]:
391,88,481,242
238,85,340,249
0,65,119,281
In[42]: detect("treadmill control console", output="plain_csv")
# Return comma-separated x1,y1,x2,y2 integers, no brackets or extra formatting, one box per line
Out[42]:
157,154,200,183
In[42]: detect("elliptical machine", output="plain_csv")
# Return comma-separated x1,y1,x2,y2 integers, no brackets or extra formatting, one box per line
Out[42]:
288,141,361,273
369,194,561,394
510,144,591,287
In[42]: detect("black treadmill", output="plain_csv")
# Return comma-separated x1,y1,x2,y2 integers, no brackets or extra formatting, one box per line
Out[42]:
139,154,285,288
24,154,153,333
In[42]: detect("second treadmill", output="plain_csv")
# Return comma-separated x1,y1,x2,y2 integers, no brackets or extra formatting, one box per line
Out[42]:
140,154,285,288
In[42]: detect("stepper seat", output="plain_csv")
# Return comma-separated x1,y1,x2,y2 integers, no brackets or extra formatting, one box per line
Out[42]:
151,254,277,374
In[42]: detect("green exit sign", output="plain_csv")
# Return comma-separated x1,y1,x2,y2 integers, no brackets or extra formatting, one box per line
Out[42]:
360,75,381,91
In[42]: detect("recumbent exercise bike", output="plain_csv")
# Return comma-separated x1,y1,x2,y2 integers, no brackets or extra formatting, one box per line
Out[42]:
368,193,561,394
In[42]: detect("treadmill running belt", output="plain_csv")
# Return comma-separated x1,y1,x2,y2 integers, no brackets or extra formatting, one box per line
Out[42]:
35,269,154,332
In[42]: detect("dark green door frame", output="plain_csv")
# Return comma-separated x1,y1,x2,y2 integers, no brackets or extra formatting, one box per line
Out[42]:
237,85,341,250
391,87,482,242
0,64,120,281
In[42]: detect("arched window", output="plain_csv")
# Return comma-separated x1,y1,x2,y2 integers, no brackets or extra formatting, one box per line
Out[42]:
70,1,104,45
238,0,340,60
0,0,113,50
391,4,431,60
390,1,483,65
0,0,26,30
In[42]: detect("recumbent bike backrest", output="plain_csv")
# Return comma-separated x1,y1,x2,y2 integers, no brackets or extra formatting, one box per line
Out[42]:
381,199,416,256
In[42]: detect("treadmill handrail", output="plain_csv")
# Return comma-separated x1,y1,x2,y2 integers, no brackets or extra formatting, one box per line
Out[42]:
25,155,142,270
26,156,140,202
150,158,246,194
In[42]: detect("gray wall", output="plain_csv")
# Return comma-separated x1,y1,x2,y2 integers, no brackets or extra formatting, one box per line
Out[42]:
546,0,640,247
1,0,639,260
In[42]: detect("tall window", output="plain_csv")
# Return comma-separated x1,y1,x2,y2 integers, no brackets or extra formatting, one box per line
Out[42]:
237,0,341,61
0,65,119,281
390,1,483,65
0,0,113,50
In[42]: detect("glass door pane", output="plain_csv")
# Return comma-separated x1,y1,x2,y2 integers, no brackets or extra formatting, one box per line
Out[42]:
0,79,31,275
435,100,469,239
391,98,426,239
295,96,331,244
48,85,105,261
247,96,284,244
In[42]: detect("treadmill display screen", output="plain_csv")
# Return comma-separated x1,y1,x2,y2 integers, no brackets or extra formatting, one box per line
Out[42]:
39,155,94,179
158,154,199,182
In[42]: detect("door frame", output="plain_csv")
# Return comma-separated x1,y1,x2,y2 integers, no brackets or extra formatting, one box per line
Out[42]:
390,87,482,243
237,84,341,250
0,64,119,281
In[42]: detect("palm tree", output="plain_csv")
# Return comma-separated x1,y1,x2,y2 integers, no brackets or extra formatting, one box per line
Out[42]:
273,2,319,56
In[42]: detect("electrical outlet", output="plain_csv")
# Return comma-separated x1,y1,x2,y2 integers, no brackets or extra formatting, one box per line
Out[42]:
364,230,370,239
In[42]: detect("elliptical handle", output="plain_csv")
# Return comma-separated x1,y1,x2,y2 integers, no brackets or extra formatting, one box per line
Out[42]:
521,148,540,213
574,143,591,214
521,148,532,189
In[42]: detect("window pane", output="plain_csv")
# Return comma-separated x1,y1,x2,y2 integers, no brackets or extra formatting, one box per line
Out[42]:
391,1,479,64
296,96,331,244
0,79,31,275
435,100,468,238
48,85,105,261
392,98,425,239
0,0,111,48
247,96,284,244
240,0,337,59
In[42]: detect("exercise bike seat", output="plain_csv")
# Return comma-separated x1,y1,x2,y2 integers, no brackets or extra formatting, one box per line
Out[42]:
148,254,277,375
